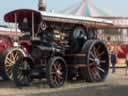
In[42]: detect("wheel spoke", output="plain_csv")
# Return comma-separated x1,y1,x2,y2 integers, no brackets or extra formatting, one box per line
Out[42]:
51,72,56,75
58,75,63,80
8,70,12,78
9,53,13,61
97,67,105,73
89,62,95,66
90,51,95,58
6,57,14,65
91,70,97,80
56,75,61,84
54,75,58,85
95,70,101,80
92,47,97,57
23,61,28,70
53,64,57,70
6,66,12,72
19,75,24,81
100,60,106,63
90,67,101,80
17,73,22,80
95,45,101,55
58,63,62,70
14,52,19,60
97,51,104,57
10,52,15,62
55,68,63,83
5,64,12,67
89,57,95,61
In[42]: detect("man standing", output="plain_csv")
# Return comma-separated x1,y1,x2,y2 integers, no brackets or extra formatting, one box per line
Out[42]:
106,36,112,53
111,51,117,73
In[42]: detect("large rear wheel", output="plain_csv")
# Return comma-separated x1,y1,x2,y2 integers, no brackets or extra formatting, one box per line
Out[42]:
81,40,109,82
0,48,26,80
46,56,67,88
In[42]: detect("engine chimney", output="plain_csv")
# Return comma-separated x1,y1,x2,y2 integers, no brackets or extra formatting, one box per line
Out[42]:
38,0,46,11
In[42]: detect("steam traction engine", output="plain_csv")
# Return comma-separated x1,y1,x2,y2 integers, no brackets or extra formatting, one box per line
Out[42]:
4,9,112,88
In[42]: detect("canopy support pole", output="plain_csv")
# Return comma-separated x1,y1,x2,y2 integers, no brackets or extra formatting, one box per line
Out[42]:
14,13,18,40
32,12,35,40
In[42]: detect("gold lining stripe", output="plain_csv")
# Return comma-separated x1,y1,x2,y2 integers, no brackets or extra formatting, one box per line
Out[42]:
65,54,86,57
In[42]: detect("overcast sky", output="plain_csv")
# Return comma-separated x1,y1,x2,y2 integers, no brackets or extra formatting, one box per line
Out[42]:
0,0,128,24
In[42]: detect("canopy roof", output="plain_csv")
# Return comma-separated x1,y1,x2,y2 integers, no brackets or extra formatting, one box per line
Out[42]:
4,9,41,23
40,11,112,25
4,9,112,29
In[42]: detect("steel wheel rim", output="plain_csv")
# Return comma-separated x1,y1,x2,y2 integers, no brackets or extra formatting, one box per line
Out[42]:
88,43,108,82
5,49,24,79
51,60,65,86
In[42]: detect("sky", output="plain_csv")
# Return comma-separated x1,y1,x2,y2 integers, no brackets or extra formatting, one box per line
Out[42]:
0,0,128,24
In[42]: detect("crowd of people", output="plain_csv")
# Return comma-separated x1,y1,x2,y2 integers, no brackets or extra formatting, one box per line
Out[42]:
106,36,128,74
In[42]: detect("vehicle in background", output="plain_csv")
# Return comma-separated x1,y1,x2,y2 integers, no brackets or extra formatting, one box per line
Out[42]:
0,25,25,80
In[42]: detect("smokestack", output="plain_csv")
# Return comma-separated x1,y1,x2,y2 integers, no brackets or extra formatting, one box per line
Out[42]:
38,0,46,11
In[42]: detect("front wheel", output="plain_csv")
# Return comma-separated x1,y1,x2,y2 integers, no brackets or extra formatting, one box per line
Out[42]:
13,57,32,86
0,48,26,80
46,56,68,88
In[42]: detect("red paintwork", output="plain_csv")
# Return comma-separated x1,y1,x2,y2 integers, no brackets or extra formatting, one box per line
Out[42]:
117,44,128,58
0,35,13,54
19,40,32,54
4,9,41,23
0,29,22,55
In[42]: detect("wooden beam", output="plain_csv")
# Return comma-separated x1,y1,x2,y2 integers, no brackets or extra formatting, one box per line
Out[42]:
68,64,87,68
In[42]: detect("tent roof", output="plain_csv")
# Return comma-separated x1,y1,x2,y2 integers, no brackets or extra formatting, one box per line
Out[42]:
60,0,111,17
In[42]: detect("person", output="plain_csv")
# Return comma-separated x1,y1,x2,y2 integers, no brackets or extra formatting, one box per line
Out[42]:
19,17,30,32
19,18,31,40
125,54,128,75
111,51,117,73
106,36,112,52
